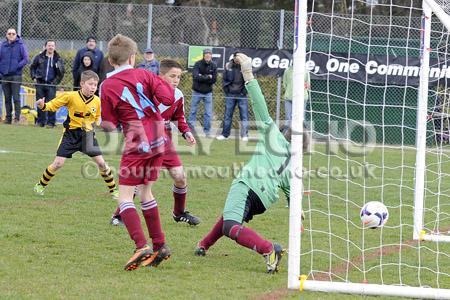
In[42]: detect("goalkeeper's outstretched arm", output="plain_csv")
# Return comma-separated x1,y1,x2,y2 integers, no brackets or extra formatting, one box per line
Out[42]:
234,53,272,128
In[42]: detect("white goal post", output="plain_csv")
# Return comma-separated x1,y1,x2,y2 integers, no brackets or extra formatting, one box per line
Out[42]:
288,0,450,298
414,0,450,244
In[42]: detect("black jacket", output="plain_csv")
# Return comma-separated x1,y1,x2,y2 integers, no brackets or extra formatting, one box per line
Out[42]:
30,50,64,85
192,59,217,94
222,61,246,96
98,56,114,84
73,52,95,90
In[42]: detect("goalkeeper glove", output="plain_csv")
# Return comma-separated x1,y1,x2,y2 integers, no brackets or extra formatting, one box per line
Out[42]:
234,53,254,82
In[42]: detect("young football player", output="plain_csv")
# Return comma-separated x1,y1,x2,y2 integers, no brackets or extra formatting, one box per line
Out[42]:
195,53,307,274
100,34,175,271
110,59,200,226
33,70,118,200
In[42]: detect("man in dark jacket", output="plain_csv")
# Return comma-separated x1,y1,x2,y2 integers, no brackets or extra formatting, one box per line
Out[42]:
188,48,217,137
30,40,65,127
72,36,103,84
0,28,28,124
216,56,248,141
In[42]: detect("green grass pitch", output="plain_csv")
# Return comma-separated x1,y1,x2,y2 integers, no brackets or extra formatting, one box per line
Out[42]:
0,125,448,299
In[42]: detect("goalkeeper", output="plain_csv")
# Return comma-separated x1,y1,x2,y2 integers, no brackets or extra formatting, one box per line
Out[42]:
195,53,306,274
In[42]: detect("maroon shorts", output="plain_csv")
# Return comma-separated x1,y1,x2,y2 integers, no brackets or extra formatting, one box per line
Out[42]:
118,154,163,186
162,140,183,169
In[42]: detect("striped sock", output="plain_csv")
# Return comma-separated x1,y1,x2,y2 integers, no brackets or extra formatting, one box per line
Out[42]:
141,199,165,251
39,165,57,187
100,167,116,194
119,202,147,249
173,185,187,216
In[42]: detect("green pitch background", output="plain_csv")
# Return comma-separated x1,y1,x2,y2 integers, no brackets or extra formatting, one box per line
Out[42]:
0,125,448,299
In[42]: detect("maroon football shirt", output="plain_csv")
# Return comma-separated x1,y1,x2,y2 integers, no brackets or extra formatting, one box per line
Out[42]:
159,87,190,139
101,66,175,159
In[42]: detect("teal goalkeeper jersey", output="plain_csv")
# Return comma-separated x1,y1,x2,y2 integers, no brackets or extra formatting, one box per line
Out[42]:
233,79,291,209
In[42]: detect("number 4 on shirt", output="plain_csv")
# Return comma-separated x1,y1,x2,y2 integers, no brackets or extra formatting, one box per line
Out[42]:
120,83,157,119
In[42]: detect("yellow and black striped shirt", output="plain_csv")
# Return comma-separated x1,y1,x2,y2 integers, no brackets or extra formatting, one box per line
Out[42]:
43,91,101,131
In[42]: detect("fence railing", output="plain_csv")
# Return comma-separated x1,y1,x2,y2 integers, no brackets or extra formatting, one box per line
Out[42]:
1,0,293,126
1,1,443,136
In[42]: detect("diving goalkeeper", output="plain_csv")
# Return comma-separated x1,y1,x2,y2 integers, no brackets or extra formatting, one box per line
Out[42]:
195,53,306,274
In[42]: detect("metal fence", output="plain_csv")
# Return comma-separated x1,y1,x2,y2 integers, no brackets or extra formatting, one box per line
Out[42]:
1,1,447,141
1,0,293,129
6,2,294,54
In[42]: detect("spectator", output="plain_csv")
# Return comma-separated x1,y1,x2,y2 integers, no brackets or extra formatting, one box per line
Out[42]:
204,19,219,46
431,92,449,144
137,47,160,75
188,48,217,137
30,40,65,128
282,65,310,133
73,52,94,90
0,83,3,122
0,28,28,124
216,55,248,141
72,36,103,82
98,55,114,84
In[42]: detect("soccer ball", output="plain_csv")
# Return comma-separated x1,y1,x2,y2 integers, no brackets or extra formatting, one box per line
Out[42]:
360,201,389,229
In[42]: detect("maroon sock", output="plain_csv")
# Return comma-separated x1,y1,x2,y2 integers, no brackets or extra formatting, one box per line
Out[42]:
119,202,147,249
229,225,273,254
199,216,224,250
113,206,120,217
172,185,187,216
141,199,165,251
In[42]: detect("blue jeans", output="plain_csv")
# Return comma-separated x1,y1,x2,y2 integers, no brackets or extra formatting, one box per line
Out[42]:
0,83,3,119
36,84,57,126
284,100,292,128
188,91,213,135
285,99,309,130
1,75,22,123
221,94,248,138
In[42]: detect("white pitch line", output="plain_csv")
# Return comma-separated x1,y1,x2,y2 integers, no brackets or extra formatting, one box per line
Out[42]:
0,149,58,157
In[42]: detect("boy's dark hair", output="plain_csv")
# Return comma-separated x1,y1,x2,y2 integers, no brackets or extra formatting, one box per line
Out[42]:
45,39,56,46
160,59,183,75
80,70,99,83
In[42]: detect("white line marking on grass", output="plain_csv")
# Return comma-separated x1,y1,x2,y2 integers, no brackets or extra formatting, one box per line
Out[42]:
0,149,54,157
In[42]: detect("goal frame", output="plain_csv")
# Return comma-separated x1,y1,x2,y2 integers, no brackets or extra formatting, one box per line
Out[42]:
414,0,450,243
288,0,450,298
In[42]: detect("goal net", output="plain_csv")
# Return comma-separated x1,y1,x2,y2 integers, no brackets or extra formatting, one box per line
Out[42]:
288,0,450,298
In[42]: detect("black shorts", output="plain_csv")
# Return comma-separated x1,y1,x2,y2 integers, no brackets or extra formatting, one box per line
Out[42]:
243,188,266,223
56,129,103,158
224,181,266,224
